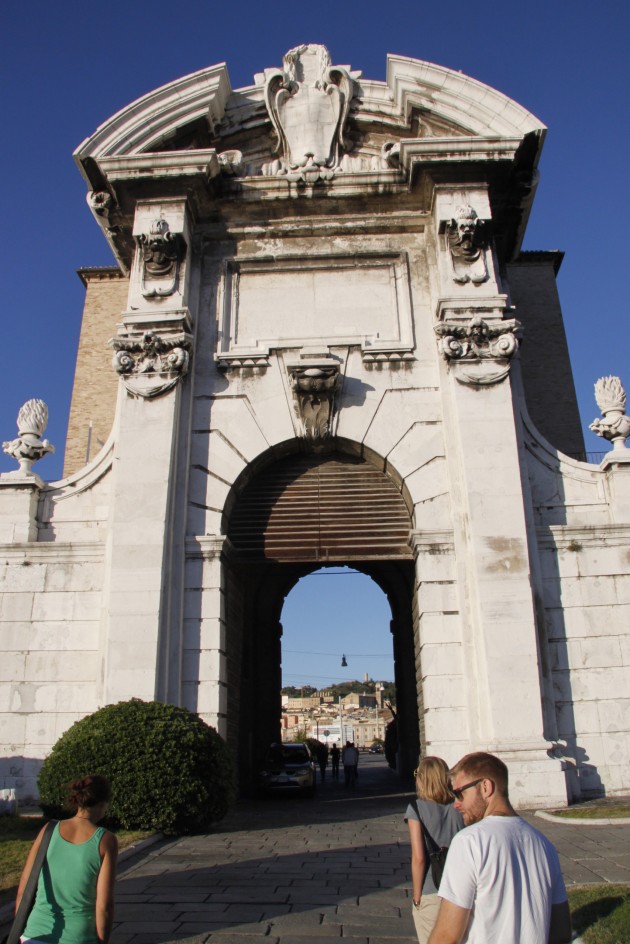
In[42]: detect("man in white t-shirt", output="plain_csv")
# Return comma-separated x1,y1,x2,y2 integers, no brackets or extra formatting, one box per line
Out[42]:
427,752,571,944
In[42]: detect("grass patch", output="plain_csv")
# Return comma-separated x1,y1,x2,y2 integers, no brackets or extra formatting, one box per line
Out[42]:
0,817,152,910
553,806,630,820
569,885,630,943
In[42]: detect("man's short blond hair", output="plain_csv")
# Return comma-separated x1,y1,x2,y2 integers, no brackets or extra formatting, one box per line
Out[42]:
450,752,509,796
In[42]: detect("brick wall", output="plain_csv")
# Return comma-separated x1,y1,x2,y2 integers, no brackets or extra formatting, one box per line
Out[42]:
64,268,128,477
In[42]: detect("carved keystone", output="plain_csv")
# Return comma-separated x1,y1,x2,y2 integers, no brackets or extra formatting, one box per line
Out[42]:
288,360,341,439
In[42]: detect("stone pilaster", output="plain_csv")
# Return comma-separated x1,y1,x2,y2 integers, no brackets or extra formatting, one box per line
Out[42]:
101,198,195,706
424,185,567,806
183,537,230,739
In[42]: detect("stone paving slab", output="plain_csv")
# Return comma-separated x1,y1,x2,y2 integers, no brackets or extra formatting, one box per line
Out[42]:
71,760,627,943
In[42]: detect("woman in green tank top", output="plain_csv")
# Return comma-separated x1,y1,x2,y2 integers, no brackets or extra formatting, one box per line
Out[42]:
16,775,118,944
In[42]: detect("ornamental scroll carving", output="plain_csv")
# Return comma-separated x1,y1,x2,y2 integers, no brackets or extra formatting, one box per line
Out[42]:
262,45,354,183
109,330,192,399
136,218,185,299
444,205,489,285
2,399,55,474
589,375,630,450
434,316,521,386
288,362,341,439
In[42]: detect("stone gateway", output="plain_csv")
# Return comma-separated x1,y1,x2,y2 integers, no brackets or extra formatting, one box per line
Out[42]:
1,46,629,806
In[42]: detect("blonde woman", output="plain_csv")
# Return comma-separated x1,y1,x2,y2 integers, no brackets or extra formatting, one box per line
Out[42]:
405,757,464,944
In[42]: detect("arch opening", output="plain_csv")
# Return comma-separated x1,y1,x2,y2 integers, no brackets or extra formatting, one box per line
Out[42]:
222,444,420,790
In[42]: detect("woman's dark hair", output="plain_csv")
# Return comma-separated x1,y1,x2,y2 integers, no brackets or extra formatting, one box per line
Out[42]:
65,775,111,812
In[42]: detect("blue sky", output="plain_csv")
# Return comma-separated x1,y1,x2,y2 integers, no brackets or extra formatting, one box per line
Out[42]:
2,1,628,686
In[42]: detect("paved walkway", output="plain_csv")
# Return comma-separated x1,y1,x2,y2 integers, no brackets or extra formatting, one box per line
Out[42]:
109,756,630,944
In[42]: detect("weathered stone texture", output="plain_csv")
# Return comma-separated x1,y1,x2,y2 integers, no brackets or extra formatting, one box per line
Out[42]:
64,268,127,478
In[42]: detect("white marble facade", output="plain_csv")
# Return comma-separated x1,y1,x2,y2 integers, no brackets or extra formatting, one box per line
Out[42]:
1,46,629,805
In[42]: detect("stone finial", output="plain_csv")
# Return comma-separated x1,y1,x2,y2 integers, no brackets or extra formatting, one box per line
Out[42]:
288,361,341,439
590,376,630,450
445,204,489,284
3,399,55,474
109,330,192,399
136,217,184,298
262,45,354,182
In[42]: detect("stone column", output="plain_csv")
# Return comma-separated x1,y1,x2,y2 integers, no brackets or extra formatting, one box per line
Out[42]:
101,198,194,706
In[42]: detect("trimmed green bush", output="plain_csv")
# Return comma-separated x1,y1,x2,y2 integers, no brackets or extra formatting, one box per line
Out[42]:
38,699,236,834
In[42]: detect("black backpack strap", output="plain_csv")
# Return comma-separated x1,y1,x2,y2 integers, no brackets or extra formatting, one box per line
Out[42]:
6,820,57,944
410,799,440,854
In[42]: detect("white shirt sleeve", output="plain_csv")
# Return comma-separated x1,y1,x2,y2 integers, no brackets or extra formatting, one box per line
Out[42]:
437,829,477,910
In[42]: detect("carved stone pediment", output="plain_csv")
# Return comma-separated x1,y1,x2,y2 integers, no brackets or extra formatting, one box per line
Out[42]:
262,45,354,182
434,316,520,385
109,330,192,399
287,359,341,439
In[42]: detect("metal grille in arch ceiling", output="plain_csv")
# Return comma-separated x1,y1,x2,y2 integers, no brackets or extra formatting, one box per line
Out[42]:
227,452,412,562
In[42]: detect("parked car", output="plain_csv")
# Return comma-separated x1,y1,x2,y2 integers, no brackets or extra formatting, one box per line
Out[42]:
369,744,383,753
258,743,316,796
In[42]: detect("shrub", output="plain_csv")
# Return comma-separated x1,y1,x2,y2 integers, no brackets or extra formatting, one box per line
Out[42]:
38,699,236,834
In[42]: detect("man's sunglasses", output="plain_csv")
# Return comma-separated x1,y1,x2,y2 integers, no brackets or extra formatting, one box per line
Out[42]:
451,778,484,801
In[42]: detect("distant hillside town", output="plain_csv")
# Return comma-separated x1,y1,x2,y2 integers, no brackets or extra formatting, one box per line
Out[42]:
280,676,394,748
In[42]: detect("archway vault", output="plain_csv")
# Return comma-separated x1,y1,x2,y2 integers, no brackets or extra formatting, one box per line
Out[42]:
226,444,414,562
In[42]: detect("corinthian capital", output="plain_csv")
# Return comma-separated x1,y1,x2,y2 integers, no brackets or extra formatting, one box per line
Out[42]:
109,330,192,399
434,316,521,386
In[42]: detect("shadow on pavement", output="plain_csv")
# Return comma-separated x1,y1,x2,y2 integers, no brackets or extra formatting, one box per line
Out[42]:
116,838,412,943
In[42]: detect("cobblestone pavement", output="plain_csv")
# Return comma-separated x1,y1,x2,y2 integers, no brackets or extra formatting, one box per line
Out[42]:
108,757,630,944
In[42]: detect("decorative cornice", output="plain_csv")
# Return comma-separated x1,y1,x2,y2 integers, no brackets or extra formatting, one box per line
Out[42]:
73,63,231,163
536,524,630,550
386,55,545,139
362,350,415,366
409,530,455,555
186,535,235,561
398,136,525,177
215,354,270,371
